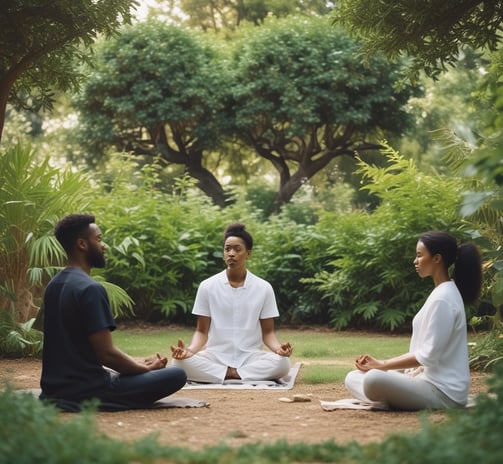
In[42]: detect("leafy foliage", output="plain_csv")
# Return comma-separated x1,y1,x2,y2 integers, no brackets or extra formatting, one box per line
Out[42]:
307,144,471,330
0,311,42,358
2,366,503,462
250,215,328,324
76,20,230,206
333,0,503,80
358,364,503,463
91,156,229,321
227,16,417,211
469,321,503,371
0,143,90,322
0,0,137,139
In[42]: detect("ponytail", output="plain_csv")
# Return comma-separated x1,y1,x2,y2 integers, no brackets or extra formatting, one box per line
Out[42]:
454,242,483,305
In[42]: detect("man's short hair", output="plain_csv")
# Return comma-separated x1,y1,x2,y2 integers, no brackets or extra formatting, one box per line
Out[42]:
54,214,95,253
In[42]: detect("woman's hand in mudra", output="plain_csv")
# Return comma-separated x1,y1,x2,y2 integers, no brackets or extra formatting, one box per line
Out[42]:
170,339,195,360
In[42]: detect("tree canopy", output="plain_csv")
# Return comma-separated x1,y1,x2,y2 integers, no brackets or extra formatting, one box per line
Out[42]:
76,17,417,211
76,21,230,206
0,0,137,141
228,17,416,211
333,0,503,80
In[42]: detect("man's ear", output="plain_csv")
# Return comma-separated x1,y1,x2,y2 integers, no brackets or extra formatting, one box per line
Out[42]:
76,237,88,252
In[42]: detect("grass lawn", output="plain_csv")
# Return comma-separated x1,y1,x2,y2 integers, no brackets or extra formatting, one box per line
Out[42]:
113,326,413,384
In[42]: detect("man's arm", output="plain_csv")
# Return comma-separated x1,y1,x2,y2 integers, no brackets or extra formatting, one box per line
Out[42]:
89,329,167,373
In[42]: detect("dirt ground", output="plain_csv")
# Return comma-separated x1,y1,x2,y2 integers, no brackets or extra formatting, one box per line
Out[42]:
0,357,490,451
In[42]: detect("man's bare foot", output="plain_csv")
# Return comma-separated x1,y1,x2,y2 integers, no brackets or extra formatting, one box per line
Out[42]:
225,367,241,380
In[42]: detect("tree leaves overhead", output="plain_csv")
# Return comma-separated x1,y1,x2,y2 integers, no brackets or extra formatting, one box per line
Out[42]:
0,0,137,139
333,0,503,80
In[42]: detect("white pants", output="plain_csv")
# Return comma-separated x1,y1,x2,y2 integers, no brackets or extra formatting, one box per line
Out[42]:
345,369,461,410
172,350,291,384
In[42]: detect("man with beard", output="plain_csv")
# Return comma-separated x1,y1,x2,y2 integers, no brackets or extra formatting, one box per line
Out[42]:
39,214,186,411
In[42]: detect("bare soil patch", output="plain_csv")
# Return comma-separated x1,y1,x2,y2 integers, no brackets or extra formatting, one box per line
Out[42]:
0,357,489,451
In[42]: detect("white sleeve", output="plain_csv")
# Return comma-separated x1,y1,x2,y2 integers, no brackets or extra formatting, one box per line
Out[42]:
414,299,456,367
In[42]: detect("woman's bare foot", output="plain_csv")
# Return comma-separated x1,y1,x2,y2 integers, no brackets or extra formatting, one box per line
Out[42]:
225,367,241,380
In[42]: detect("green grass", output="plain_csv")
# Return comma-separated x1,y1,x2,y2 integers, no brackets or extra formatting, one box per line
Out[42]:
113,326,488,384
113,326,412,384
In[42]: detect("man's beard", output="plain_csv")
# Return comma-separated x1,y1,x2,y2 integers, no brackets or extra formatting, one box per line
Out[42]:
88,248,106,268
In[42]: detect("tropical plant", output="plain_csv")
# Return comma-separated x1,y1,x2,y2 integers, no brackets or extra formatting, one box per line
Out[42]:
0,311,42,358
0,143,91,322
0,143,135,356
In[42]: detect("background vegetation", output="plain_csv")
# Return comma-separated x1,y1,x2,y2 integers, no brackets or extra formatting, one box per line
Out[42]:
0,1,502,365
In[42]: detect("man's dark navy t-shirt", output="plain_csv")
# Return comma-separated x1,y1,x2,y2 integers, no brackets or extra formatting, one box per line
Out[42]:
40,267,116,401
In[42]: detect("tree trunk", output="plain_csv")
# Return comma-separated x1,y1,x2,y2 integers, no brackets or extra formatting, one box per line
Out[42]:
272,171,309,214
0,76,15,143
150,140,231,207
187,164,230,207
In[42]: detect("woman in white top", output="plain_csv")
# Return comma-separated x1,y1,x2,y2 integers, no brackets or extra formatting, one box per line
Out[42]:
345,230,482,410
171,223,292,383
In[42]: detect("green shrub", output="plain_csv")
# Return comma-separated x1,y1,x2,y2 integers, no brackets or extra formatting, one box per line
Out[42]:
251,215,329,324
92,161,219,320
469,319,503,371
306,144,473,330
0,388,131,464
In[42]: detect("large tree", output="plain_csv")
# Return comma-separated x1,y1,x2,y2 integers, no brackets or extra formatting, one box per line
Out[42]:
76,21,230,206
334,0,503,80
228,17,417,212
0,0,137,142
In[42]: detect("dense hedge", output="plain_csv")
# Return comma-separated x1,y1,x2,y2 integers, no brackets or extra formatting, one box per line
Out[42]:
91,146,484,331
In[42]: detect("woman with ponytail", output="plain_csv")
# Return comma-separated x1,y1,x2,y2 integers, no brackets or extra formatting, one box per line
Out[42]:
344,231,482,410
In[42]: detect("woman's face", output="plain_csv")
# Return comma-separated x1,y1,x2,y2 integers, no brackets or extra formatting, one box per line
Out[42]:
413,240,437,278
224,236,250,270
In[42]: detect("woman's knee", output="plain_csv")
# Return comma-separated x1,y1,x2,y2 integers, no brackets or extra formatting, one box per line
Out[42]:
362,369,389,400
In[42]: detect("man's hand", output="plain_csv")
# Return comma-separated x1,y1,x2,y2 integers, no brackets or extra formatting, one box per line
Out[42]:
144,353,168,370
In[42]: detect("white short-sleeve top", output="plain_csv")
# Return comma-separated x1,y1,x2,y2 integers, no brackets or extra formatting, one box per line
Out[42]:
192,269,279,367
410,281,470,404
